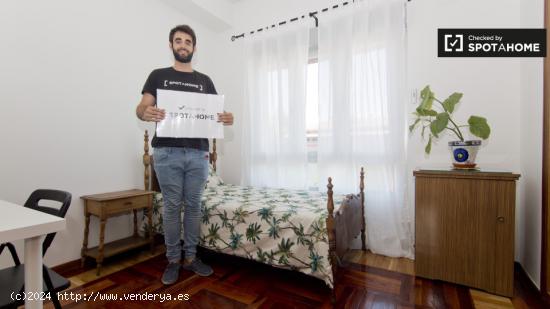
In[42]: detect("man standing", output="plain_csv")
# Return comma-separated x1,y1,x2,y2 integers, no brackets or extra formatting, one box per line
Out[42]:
136,25,233,285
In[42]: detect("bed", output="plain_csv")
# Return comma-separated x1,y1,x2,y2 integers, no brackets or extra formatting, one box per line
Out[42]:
140,131,366,289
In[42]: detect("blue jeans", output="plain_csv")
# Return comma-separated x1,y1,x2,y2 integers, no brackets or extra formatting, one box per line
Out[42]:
153,147,209,263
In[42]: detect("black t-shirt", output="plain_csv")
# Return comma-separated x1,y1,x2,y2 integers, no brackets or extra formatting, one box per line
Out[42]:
141,67,217,151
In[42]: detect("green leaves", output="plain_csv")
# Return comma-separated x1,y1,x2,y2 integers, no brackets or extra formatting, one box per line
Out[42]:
309,251,324,273
442,92,463,113
268,217,281,239
233,207,249,224
246,222,262,244
416,108,438,117
229,232,243,250
410,85,491,155
409,118,420,133
419,85,434,110
206,223,221,246
425,135,432,154
468,116,491,139
430,113,449,137
258,207,273,221
414,86,438,117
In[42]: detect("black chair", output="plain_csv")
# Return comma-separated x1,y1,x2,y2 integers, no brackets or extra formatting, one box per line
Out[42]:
0,189,72,309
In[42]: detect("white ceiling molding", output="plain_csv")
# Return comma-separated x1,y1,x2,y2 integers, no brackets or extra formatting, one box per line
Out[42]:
161,0,234,32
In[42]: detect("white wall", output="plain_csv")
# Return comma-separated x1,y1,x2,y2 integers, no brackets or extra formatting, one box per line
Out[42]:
518,0,544,289
0,0,218,268
212,0,543,287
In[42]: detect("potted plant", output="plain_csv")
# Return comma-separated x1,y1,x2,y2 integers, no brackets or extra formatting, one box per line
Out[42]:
409,85,491,169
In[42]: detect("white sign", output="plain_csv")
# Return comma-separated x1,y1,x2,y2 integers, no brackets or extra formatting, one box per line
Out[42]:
156,89,224,139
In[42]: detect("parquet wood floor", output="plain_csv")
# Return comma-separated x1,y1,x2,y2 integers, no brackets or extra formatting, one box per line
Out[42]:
42,248,545,308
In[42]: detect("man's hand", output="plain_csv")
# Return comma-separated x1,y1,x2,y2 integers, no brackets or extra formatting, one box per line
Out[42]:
136,93,164,122
217,111,234,126
142,106,166,122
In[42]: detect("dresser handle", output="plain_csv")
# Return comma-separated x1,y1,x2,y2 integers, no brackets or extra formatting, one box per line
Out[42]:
497,216,505,222
124,201,133,206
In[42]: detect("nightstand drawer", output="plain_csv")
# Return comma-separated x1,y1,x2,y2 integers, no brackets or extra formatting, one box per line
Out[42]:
104,195,150,216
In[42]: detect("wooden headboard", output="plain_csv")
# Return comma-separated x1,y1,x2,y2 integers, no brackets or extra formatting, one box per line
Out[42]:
142,130,218,191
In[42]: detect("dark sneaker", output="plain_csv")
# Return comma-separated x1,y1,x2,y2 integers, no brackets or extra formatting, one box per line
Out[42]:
182,258,213,276
161,262,181,285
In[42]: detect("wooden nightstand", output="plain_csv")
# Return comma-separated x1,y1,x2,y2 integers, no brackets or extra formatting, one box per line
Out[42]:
80,189,155,275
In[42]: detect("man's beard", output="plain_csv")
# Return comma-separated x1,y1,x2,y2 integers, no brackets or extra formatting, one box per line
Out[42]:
173,49,193,63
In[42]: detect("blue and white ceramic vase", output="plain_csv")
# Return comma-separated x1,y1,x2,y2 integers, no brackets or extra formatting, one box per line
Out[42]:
448,140,481,169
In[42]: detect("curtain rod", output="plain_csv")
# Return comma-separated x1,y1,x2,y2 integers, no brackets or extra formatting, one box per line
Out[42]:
230,0,411,41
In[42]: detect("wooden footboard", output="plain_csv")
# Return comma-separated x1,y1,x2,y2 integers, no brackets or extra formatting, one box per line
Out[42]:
326,168,366,281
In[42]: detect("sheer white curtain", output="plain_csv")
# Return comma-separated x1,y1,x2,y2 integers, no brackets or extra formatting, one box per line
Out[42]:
241,22,310,189
317,0,412,258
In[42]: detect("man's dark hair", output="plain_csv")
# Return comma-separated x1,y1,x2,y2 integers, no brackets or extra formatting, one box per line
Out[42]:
169,25,196,47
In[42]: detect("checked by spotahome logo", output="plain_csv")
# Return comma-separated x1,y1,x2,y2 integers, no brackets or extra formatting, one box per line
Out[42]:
438,29,546,57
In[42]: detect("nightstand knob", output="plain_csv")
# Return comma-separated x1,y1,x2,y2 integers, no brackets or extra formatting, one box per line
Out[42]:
497,216,505,222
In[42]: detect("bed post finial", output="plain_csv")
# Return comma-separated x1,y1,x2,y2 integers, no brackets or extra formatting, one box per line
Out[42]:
143,130,151,190
360,167,366,251
327,177,334,216
211,139,217,172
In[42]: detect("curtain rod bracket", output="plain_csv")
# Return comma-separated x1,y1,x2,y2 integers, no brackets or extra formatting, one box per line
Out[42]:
309,12,318,28
231,33,245,41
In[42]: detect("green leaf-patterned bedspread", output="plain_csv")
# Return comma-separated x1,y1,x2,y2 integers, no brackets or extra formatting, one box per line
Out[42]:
143,183,344,288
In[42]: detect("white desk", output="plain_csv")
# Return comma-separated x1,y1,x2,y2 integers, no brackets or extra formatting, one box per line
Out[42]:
0,200,66,309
